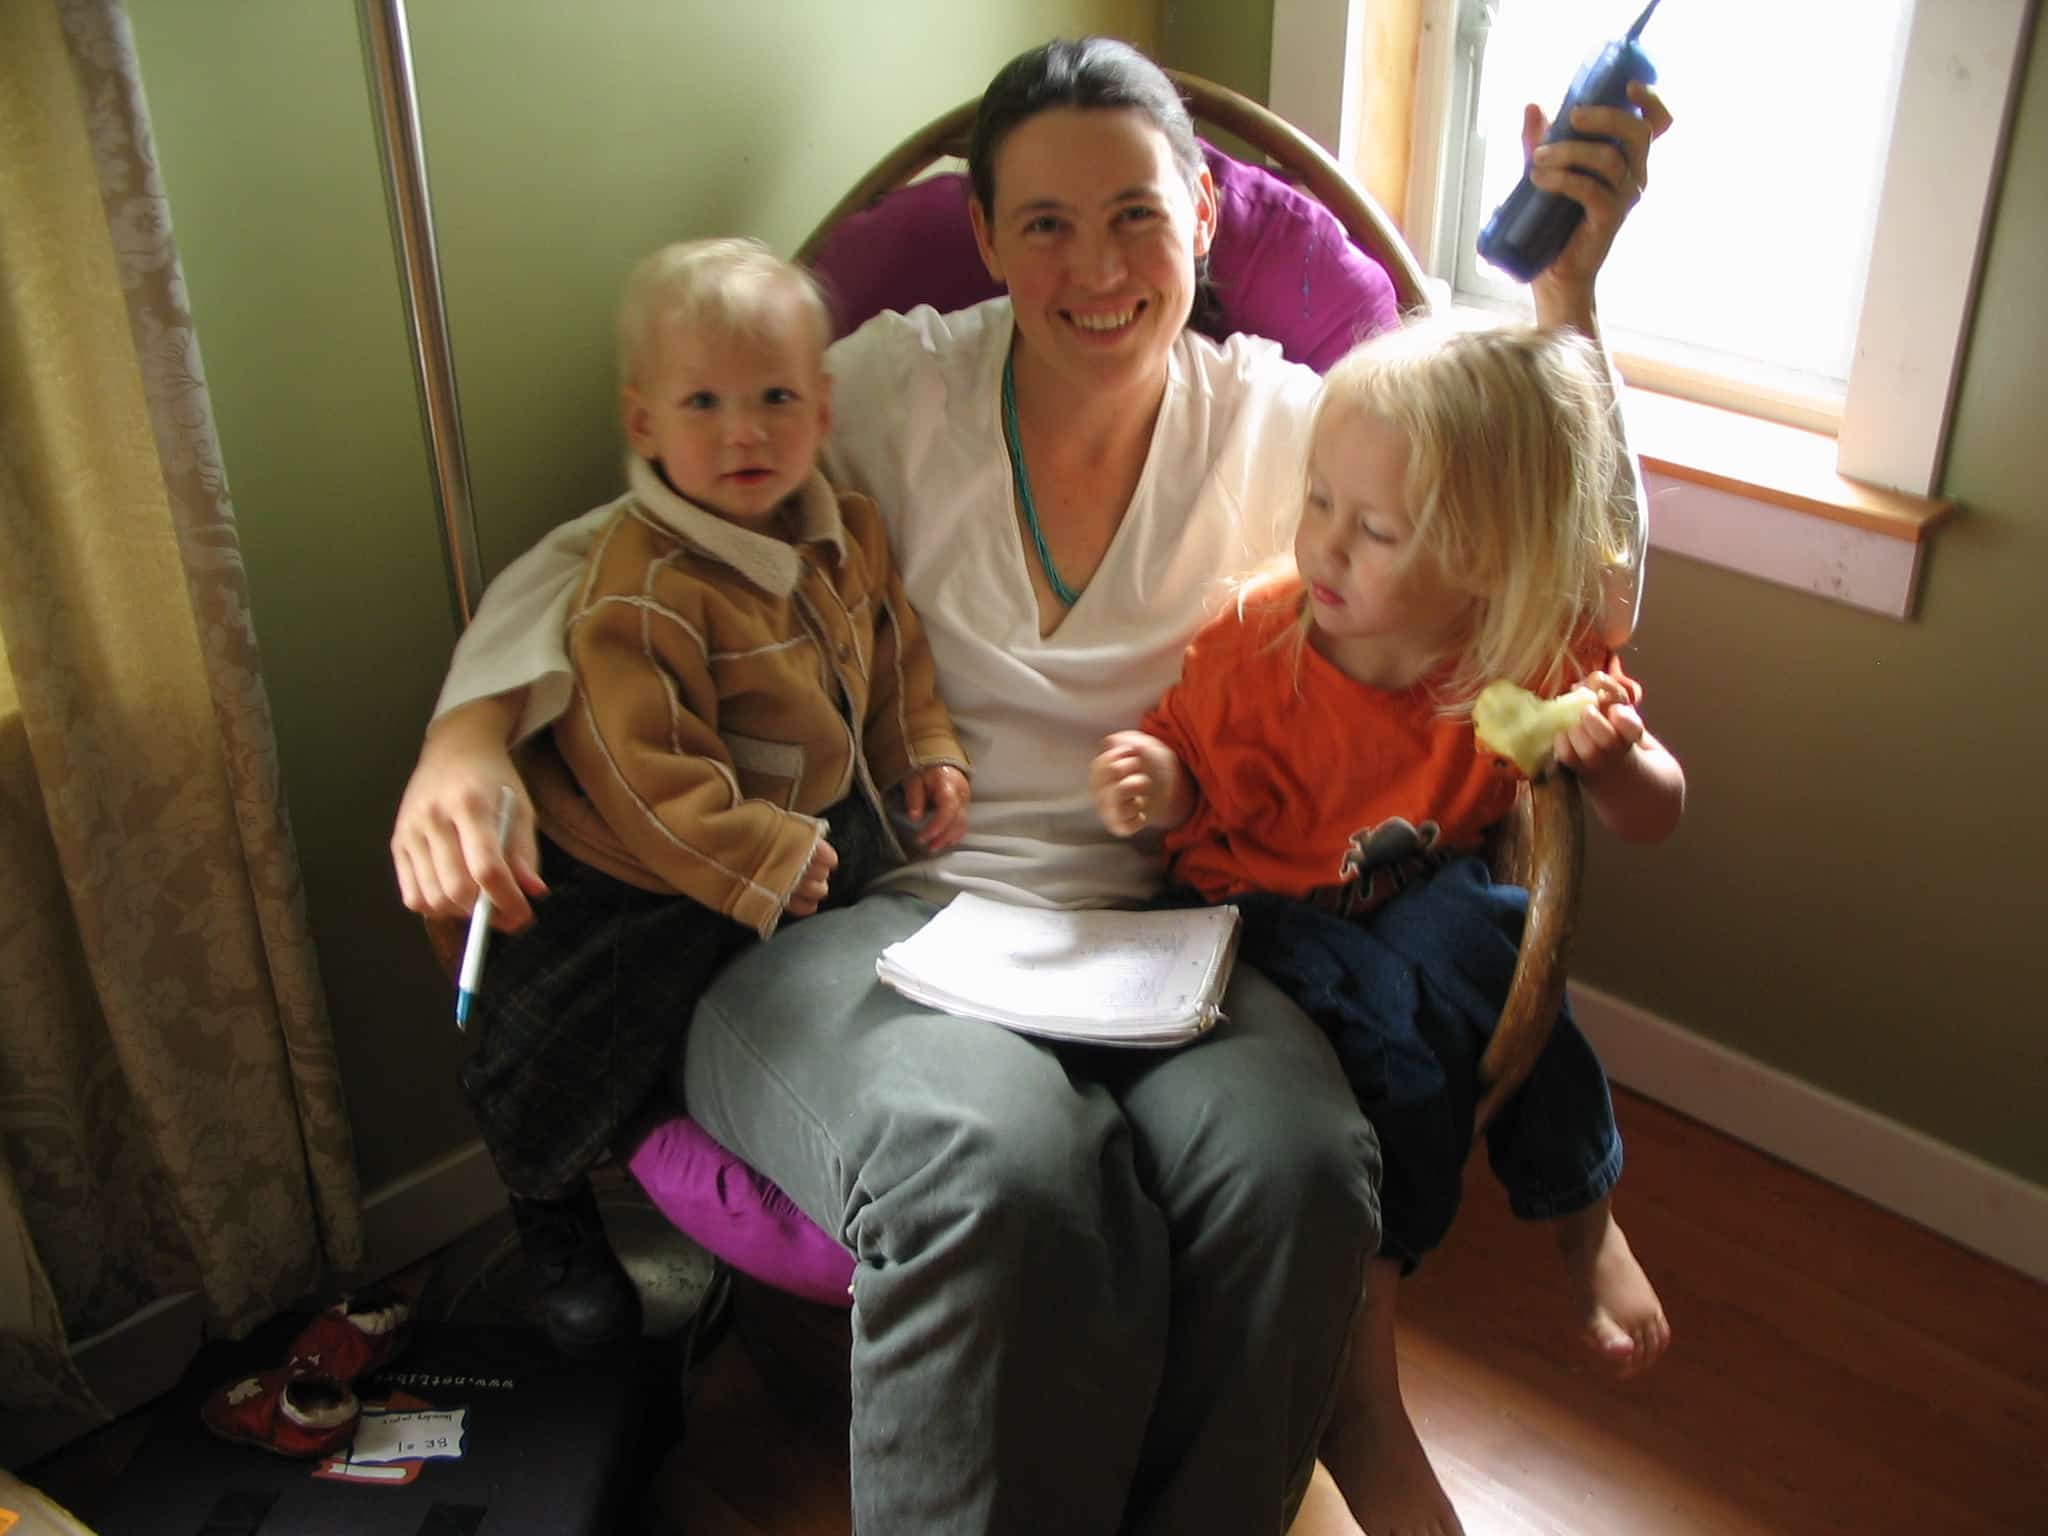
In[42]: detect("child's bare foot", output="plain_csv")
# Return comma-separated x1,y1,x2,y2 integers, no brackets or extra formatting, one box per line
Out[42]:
1556,1201,1670,1378
1287,1462,1367,1535
1323,1390,1467,1536
1321,1261,1467,1536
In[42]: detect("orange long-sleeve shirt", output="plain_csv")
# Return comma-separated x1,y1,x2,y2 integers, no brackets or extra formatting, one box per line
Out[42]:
1145,579,1629,914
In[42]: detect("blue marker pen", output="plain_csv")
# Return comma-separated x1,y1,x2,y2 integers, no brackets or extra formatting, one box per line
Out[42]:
454,785,518,1030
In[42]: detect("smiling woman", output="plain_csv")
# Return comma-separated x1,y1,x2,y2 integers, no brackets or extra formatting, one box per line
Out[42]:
389,31,1662,1536
397,39,1380,1533
970,108,1214,386
965,65,1221,622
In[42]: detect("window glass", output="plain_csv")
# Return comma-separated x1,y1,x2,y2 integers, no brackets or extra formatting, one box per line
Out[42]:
1453,0,1912,401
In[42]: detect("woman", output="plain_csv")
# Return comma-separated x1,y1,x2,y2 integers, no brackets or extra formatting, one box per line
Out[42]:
392,38,1666,1535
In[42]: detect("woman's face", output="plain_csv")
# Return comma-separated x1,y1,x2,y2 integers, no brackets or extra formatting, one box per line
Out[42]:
970,107,1215,401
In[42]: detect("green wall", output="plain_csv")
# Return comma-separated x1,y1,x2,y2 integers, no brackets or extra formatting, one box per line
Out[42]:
1162,0,1272,107
126,0,1157,1193
122,2,454,1194
404,0,1152,574
1576,18,2048,1185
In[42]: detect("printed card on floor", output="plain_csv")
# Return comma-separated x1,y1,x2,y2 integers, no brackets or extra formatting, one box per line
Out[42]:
347,1407,468,1465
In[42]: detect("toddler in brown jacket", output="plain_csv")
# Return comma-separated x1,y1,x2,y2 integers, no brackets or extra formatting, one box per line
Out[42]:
463,239,970,1358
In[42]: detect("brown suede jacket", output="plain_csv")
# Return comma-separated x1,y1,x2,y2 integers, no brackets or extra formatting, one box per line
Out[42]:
521,457,967,938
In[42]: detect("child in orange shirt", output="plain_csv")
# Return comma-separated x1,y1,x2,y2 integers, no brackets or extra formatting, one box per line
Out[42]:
1090,320,1685,1535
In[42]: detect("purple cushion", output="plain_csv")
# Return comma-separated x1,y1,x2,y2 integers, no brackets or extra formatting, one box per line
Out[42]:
1201,143,1401,370
809,141,1400,371
625,1115,855,1307
815,173,997,332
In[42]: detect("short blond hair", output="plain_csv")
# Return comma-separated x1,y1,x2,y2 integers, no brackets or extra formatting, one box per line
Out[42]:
616,237,832,386
1303,318,1633,708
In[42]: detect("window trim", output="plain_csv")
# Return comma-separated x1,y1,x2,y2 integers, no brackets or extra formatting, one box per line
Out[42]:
1839,0,2035,495
1624,385,1952,620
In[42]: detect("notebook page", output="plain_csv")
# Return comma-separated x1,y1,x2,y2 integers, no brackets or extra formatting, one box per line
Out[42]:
876,894,1237,1032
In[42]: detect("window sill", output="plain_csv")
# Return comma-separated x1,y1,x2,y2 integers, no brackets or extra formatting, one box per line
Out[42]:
1619,386,1957,619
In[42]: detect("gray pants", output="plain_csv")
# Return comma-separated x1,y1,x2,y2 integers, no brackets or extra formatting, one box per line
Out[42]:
681,892,1382,1535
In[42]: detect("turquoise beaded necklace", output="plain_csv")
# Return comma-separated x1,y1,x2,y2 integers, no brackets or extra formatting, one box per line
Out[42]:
1001,349,1083,609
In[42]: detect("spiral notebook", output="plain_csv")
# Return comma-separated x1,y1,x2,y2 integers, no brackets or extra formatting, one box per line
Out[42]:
875,893,1240,1047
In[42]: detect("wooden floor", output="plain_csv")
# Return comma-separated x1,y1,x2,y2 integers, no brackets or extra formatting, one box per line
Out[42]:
647,1090,2048,1535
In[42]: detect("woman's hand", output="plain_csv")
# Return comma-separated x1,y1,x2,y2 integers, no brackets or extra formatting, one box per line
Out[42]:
1090,730,1194,838
900,764,972,854
1527,81,1673,329
390,694,547,930
786,836,839,919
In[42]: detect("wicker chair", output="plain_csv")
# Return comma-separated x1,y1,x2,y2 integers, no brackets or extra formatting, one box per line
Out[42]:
424,70,1583,1389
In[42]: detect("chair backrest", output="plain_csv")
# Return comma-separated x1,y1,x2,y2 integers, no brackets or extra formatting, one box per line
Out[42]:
798,69,1430,373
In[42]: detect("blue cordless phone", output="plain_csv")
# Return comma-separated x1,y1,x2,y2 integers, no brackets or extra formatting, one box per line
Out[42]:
1476,0,1662,283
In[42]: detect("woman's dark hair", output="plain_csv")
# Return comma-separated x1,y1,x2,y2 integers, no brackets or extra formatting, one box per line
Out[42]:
967,38,1225,340
967,38,1200,214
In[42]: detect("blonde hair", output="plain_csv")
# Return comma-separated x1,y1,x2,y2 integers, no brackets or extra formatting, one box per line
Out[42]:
1300,318,1634,709
616,237,832,387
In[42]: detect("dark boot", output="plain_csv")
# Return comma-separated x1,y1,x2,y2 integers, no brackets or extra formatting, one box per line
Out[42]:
509,1181,643,1359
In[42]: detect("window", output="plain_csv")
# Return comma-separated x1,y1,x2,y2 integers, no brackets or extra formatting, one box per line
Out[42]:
1437,0,1911,433
1402,0,2034,494
1264,0,2030,614
1268,0,2034,495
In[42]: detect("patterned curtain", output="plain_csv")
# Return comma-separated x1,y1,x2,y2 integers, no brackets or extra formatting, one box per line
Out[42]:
0,0,364,1451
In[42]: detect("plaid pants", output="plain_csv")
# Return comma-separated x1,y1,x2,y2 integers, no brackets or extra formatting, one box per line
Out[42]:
462,793,892,1198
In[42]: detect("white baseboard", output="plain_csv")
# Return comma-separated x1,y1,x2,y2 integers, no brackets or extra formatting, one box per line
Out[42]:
1570,982,2048,1284
359,1137,507,1283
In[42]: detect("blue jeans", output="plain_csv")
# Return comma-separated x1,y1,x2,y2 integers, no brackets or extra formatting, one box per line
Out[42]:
1226,857,1623,1270
679,891,1381,1535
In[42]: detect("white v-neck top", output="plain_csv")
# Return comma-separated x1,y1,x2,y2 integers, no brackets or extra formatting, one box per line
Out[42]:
439,298,1322,908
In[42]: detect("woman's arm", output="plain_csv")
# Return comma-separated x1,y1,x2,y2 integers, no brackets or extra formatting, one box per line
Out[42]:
392,502,611,927
432,503,611,736
391,692,547,928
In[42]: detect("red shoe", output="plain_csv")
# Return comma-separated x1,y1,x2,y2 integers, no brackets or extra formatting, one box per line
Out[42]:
200,1369,359,1459
285,1294,412,1382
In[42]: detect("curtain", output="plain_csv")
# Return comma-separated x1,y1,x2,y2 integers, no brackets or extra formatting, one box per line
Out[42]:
0,0,363,1449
